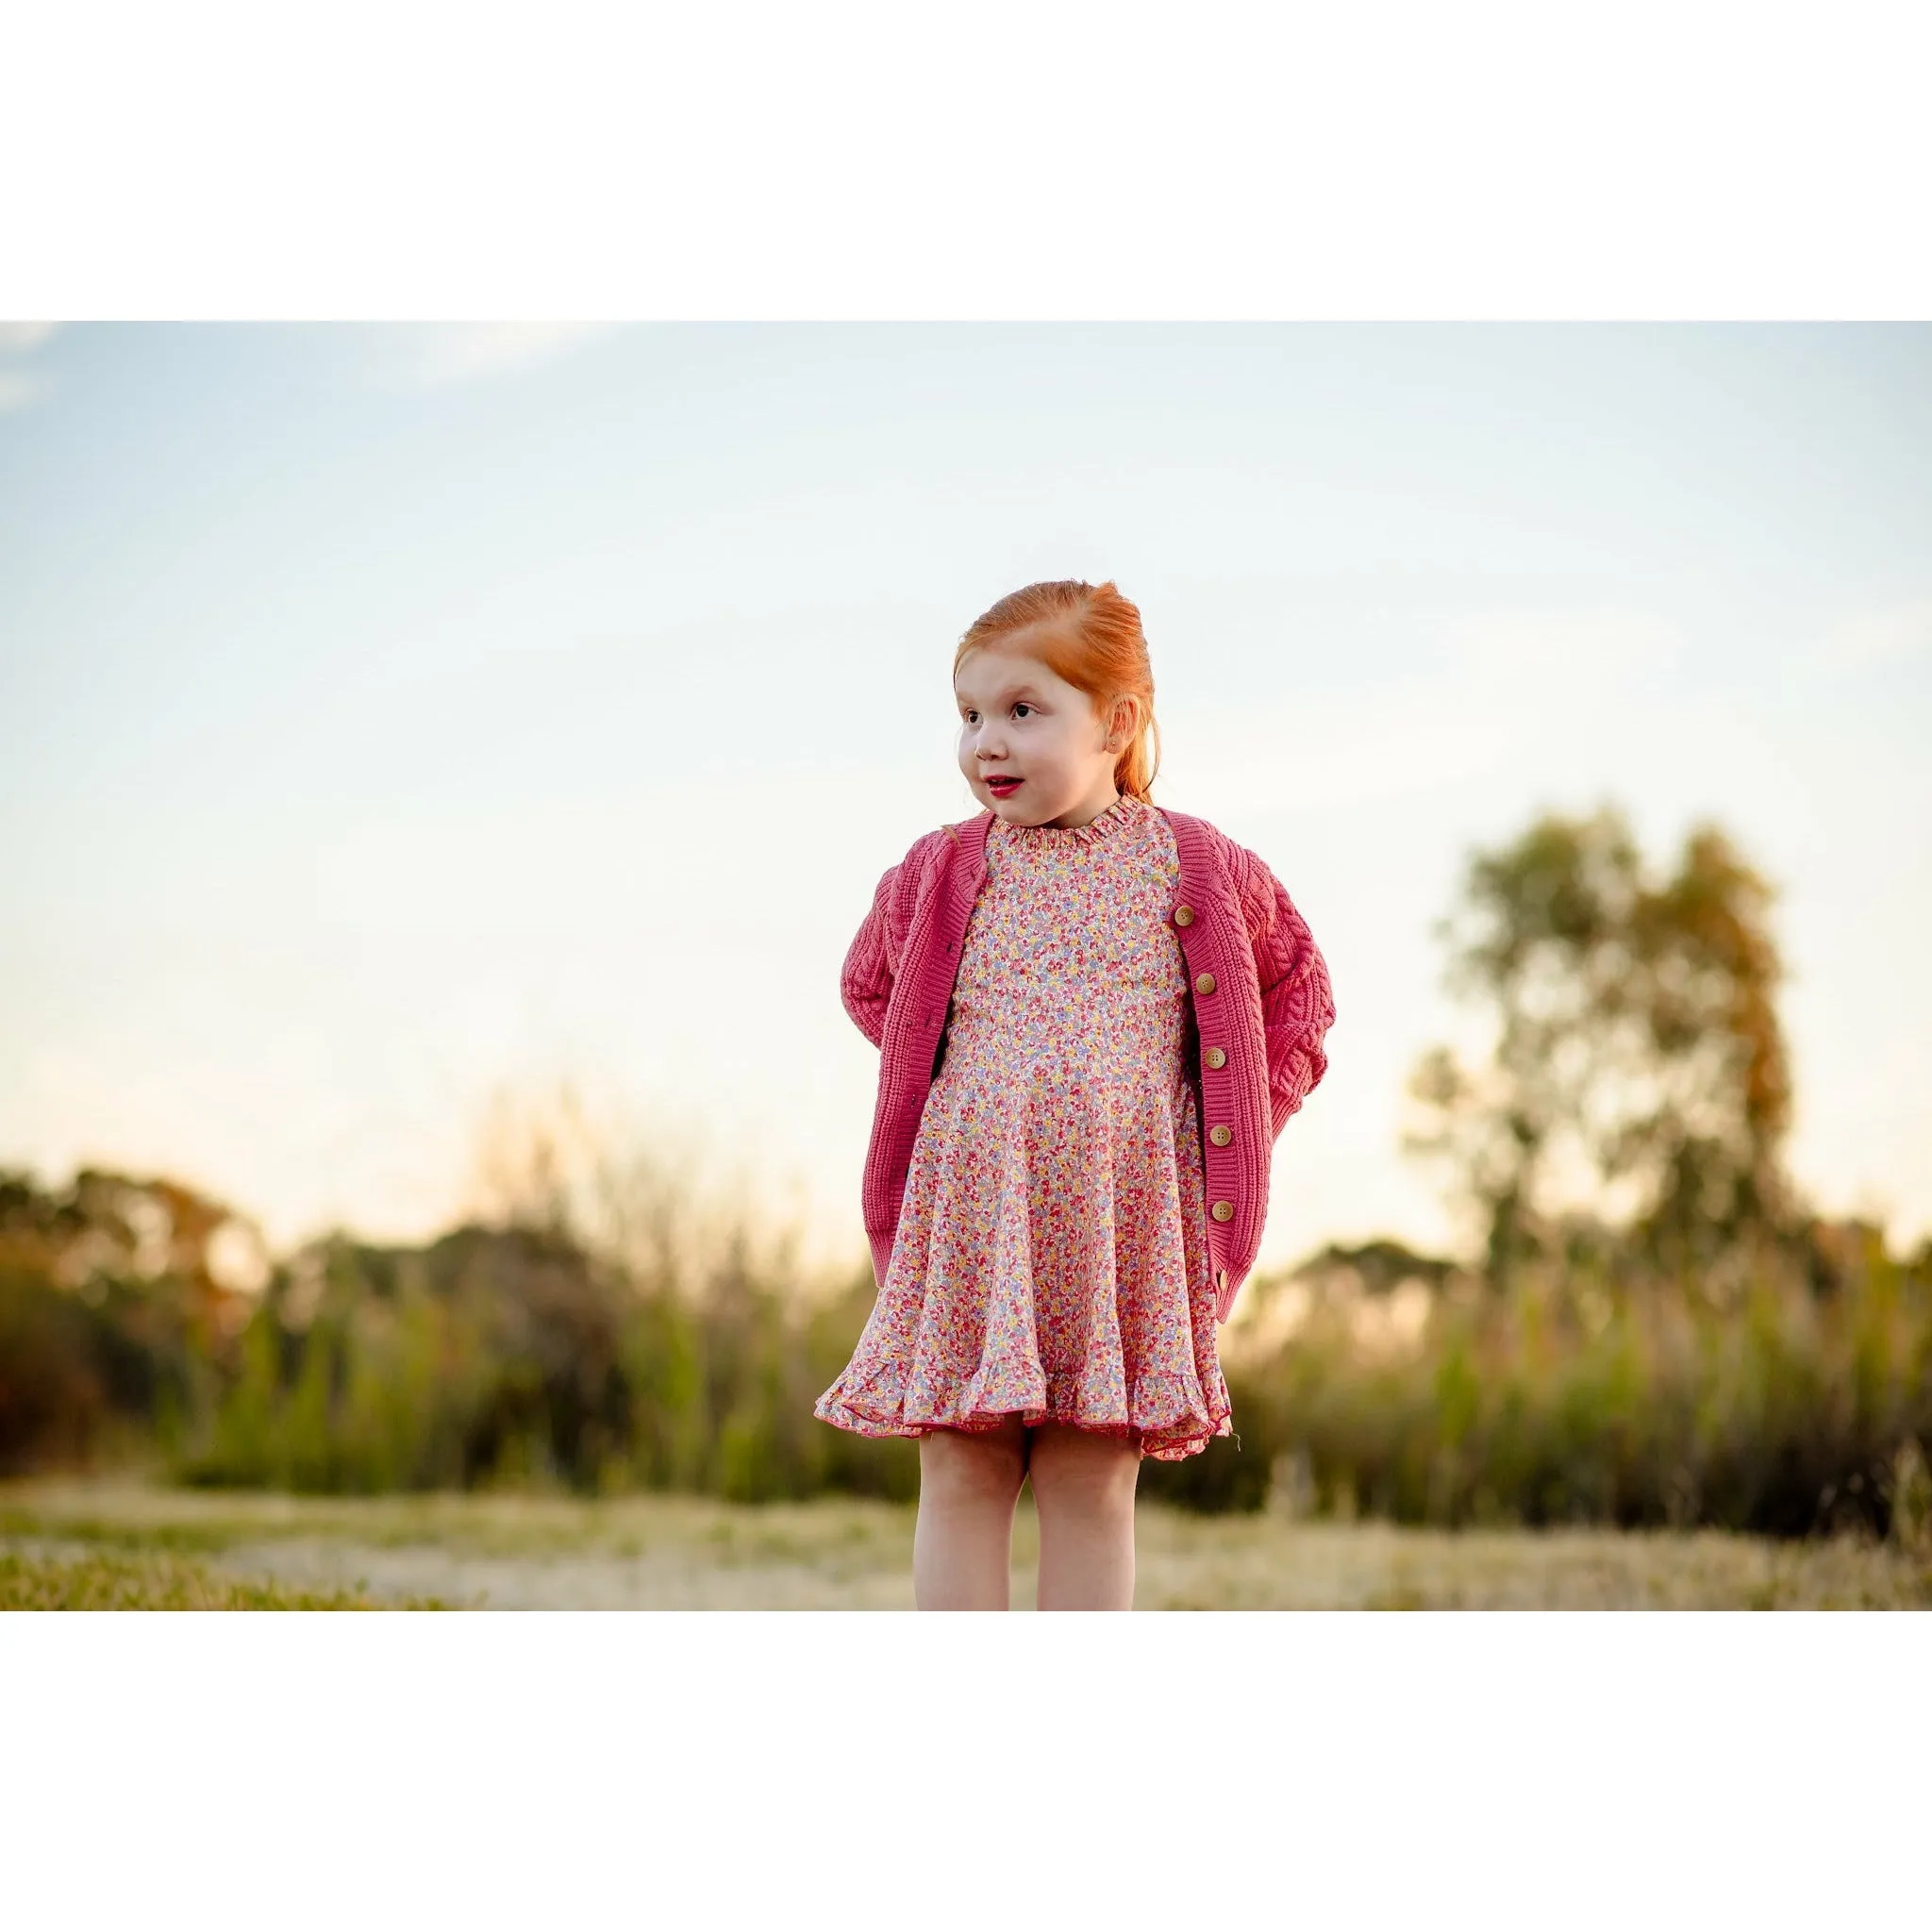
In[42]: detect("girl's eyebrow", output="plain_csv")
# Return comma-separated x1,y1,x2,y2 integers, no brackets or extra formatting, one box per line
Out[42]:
957,681,1050,708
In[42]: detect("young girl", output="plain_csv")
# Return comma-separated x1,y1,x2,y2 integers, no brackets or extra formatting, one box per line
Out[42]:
815,579,1336,1610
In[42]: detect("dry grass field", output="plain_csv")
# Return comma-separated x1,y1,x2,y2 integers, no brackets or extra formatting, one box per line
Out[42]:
5,1476,1930,1608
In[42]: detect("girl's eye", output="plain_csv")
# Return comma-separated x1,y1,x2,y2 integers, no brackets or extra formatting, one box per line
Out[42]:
1013,704,1033,718
962,710,978,724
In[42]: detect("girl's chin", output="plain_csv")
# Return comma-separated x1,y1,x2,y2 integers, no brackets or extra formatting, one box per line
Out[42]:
969,776,1069,823
986,791,1049,821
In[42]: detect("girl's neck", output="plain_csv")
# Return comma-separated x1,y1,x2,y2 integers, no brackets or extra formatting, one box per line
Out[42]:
1042,782,1123,831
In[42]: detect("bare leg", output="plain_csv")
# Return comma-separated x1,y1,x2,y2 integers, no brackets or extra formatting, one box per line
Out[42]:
913,1419,1029,1609
1028,1424,1142,1610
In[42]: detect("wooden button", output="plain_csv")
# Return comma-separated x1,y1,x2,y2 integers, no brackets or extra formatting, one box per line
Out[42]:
1173,905,1194,927
1204,1046,1226,1070
1211,1200,1234,1223
1208,1124,1231,1147
1194,972,1216,995
1216,1268,1228,1291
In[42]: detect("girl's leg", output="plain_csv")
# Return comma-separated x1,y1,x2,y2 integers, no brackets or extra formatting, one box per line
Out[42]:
913,1418,1029,1609
1027,1424,1142,1610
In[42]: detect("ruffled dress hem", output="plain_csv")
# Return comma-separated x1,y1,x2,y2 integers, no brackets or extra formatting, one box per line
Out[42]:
813,1373,1234,1463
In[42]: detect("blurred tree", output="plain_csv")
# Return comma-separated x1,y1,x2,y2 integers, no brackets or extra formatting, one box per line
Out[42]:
0,1166,266,1471
1403,803,1796,1288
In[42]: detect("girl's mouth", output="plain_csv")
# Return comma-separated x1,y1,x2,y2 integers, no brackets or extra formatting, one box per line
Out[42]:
984,775,1022,799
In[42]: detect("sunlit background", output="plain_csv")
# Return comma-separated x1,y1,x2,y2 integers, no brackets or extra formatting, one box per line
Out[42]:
3,321,1929,1272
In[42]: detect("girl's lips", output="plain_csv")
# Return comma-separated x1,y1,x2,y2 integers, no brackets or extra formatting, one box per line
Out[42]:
985,776,1022,795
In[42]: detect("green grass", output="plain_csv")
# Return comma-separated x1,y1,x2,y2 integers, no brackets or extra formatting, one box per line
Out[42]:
0,1543,449,1610
6,1475,1928,1609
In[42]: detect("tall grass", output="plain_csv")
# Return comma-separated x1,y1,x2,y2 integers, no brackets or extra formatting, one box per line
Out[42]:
175,1223,920,1505
5,1122,1928,1539
1141,1240,1932,1540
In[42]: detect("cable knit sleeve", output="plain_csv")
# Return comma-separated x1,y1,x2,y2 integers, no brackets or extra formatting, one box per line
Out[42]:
841,828,949,1049
841,860,901,1049
1236,843,1337,1140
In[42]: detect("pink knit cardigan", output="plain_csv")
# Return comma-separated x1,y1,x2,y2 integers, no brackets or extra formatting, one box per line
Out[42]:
841,805,1336,1323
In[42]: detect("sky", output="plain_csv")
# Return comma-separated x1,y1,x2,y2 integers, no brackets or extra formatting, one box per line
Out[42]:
2,321,1928,1274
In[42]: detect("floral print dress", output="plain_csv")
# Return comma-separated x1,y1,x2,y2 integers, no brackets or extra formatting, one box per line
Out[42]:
815,793,1233,1460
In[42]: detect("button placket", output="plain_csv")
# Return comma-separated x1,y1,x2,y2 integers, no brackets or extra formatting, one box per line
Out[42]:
1184,900,1234,1233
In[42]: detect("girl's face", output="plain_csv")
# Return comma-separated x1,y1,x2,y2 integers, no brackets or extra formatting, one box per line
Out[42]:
954,639,1133,830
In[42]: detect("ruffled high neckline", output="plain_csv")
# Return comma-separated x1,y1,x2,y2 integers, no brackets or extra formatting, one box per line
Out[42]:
996,792,1141,847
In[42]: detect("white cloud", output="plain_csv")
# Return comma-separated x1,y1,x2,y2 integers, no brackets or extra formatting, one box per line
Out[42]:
1818,598,1932,670
0,320,60,355
0,367,47,412
1164,677,1521,815
1162,609,1685,816
385,322,623,390
0,320,60,413
1447,608,1686,677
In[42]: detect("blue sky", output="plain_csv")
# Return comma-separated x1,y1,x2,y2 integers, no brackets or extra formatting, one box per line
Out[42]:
2,322,1928,1270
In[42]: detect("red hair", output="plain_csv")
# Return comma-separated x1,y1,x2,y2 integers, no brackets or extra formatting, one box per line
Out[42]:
952,579,1161,802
